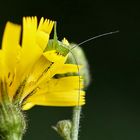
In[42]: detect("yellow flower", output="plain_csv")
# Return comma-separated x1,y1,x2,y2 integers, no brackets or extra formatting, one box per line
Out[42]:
0,17,85,110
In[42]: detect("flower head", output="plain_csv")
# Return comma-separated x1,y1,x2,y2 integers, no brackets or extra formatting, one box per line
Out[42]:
0,17,85,110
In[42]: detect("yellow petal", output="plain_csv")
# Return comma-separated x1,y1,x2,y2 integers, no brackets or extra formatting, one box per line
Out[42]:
38,17,54,34
21,51,67,100
57,64,82,74
36,51,67,84
36,17,54,50
0,50,6,78
2,22,21,73
27,55,52,83
22,90,85,110
22,52,68,99
18,17,42,79
39,76,84,92
21,55,52,100
36,30,49,50
43,50,67,62
22,103,34,110
22,17,37,48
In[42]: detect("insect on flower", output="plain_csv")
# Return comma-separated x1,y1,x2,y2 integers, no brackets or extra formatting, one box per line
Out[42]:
0,17,85,110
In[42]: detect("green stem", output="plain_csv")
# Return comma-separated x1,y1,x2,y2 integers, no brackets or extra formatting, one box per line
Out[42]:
71,106,81,140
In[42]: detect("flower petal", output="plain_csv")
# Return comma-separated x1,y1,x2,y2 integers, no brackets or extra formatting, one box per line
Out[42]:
20,55,52,100
2,22,21,73
22,90,85,110
22,75,84,110
36,17,54,50
43,50,67,62
57,64,82,74
39,76,84,92
36,51,67,84
0,50,6,78
18,17,42,79
22,103,34,110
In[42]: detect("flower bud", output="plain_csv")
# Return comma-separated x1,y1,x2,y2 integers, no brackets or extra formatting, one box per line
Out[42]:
53,120,72,140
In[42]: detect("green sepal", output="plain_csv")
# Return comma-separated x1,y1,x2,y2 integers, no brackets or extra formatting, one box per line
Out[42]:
0,80,26,140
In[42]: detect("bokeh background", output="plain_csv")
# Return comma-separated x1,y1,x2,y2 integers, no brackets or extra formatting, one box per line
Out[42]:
0,0,140,140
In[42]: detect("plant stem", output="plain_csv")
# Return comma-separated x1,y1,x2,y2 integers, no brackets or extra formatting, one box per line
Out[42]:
71,106,81,140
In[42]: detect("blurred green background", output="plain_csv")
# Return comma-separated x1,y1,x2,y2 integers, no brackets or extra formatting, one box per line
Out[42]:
0,0,140,140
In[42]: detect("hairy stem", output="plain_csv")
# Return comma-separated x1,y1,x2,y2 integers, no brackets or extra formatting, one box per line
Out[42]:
71,106,81,140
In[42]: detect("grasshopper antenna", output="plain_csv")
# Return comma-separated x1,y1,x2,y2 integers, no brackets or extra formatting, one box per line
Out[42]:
71,30,119,50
